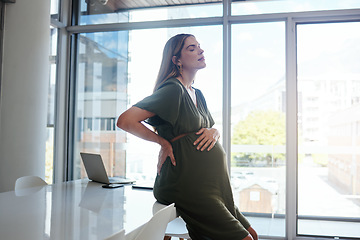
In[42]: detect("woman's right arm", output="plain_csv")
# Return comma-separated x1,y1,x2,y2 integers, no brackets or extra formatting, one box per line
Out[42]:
247,226,258,240
117,106,176,174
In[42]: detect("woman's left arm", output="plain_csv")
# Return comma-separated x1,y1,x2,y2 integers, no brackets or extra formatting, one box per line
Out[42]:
193,128,220,151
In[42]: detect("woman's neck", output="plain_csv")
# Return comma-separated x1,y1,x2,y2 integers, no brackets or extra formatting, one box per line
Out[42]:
177,71,196,89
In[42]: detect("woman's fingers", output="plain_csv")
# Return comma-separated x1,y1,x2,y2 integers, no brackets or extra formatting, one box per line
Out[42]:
199,138,211,151
157,154,176,175
169,152,176,166
194,128,219,151
193,128,205,146
196,128,205,135
157,157,168,175
157,142,176,175
157,162,162,175
157,155,164,175
207,140,217,151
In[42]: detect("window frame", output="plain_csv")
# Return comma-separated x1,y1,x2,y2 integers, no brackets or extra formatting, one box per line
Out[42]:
57,0,360,239
51,0,73,183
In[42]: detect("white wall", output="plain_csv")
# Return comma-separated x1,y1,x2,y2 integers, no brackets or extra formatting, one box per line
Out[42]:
0,0,50,192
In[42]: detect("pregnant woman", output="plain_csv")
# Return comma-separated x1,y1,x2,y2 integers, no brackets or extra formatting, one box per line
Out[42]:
117,33,257,240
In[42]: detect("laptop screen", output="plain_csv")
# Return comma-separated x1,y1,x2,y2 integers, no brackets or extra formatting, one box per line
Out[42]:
80,152,111,184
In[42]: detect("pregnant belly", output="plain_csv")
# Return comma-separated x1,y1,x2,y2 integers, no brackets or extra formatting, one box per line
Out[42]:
154,137,231,201
177,139,228,178
176,141,230,197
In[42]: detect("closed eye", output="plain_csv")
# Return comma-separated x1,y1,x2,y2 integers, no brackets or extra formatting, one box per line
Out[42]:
186,44,196,51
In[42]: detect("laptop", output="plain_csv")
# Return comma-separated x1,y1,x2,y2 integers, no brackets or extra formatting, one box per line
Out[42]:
80,152,135,184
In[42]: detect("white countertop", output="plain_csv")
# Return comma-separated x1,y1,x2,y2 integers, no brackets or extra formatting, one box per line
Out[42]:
0,179,156,240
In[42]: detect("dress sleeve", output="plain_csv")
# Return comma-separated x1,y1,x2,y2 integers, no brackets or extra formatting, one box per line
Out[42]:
235,205,251,230
134,80,184,127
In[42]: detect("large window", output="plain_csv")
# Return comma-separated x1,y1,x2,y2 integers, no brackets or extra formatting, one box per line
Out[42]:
297,21,360,238
72,26,222,183
64,0,360,239
231,22,286,237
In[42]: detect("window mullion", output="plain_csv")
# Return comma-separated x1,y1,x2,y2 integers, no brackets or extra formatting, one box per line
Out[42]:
223,0,231,174
285,16,298,240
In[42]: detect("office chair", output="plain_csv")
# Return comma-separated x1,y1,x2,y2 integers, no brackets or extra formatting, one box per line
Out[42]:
124,203,176,240
153,202,191,240
15,175,48,191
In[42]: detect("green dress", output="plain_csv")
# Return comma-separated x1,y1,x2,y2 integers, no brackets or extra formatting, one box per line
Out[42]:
134,78,251,240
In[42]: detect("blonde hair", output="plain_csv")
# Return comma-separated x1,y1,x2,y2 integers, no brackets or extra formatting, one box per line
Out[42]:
154,34,194,92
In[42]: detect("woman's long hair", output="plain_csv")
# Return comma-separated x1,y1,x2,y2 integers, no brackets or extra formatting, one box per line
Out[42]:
153,33,194,92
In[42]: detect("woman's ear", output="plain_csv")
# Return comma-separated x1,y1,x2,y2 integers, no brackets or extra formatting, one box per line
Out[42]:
172,56,179,65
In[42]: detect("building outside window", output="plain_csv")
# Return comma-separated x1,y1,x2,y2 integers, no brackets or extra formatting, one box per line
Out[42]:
297,22,360,237
73,30,129,179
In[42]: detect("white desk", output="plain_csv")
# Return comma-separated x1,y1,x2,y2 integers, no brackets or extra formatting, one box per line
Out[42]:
0,179,156,240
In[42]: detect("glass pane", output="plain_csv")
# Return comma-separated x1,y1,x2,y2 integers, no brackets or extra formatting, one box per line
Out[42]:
50,0,60,20
48,27,58,127
46,27,58,184
73,31,129,180
72,26,223,185
231,22,286,237
232,0,360,16
297,22,360,238
78,0,222,25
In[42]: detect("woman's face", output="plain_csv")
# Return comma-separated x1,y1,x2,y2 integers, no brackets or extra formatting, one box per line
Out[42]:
178,36,206,72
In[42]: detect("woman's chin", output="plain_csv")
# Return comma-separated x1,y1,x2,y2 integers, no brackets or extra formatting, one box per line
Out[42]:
199,62,206,69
